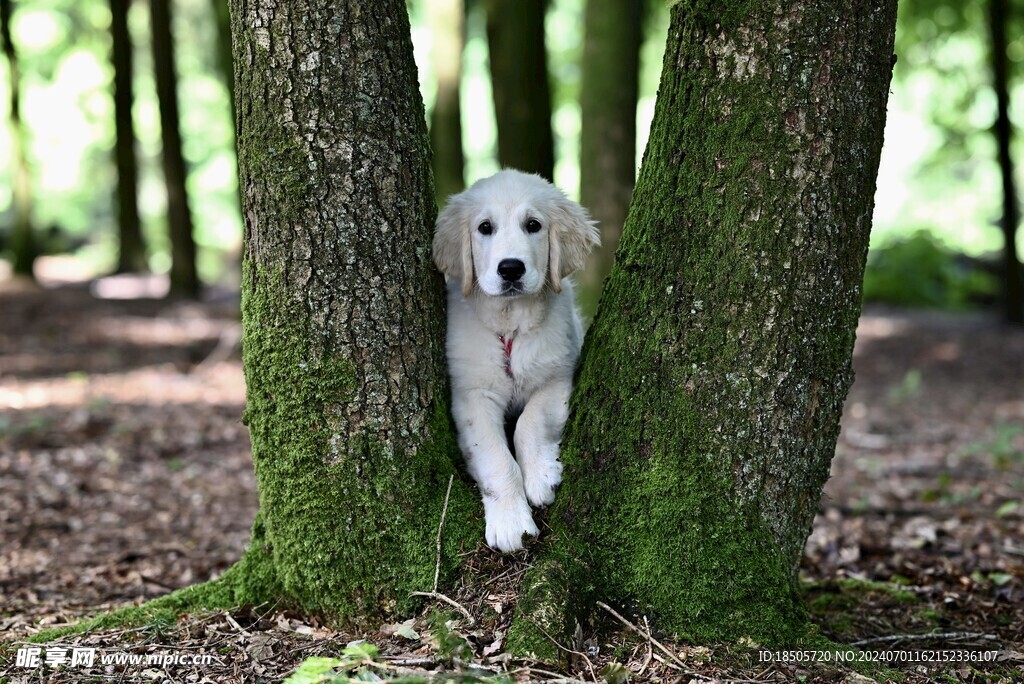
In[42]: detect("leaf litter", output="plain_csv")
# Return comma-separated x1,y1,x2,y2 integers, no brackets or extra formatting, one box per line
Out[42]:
0,284,1022,683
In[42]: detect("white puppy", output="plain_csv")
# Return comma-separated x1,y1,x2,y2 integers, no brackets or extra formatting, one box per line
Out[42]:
433,169,599,552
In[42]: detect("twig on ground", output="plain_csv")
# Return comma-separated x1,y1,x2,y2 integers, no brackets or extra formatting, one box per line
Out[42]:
595,601,692,673
408,591,474,624
517,663,591,683
850,631,1000,647
636,615,653,677
410,475,476,624
531,621,598,683
433,475,454,593
223,613,251,637
380,656,437,666
650,652,683,671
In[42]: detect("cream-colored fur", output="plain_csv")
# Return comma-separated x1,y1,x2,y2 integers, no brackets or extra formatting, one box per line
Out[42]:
433,170,599,551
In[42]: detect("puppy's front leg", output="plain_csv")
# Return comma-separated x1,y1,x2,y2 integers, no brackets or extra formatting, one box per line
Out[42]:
452,391,539,551
514,379,571,507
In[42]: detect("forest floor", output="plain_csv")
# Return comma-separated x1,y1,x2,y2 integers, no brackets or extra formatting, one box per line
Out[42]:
0,277,1022,684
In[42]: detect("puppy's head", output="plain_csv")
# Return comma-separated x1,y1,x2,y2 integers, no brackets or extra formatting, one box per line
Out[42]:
433,169,599,297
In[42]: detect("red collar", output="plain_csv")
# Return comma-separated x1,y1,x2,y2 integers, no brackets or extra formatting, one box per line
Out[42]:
499,335,513,377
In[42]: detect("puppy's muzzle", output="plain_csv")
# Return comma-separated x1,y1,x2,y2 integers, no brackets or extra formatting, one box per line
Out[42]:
497,259,526,295
497,259,526,282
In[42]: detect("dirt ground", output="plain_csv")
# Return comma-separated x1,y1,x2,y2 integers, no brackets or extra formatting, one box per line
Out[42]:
0,278,1022,683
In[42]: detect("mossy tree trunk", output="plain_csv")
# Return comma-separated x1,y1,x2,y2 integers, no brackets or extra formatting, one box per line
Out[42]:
110,0,147,273
511,0,897,654
576,0,643,318
988,0,1023,324
427,0,466,206
226,0,477,626
1,0,36,278
485,0,554,181
150,0,198,297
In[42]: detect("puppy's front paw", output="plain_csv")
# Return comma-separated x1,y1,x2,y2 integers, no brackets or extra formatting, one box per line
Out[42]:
483,494,539,552
522,446,563,507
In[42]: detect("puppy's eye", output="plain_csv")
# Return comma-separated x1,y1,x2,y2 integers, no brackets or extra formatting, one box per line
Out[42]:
478,221,493,235
525,218,542,234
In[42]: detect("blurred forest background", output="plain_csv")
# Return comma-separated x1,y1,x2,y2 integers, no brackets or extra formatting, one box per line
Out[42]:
0,0,1022,323
1,3,1023,680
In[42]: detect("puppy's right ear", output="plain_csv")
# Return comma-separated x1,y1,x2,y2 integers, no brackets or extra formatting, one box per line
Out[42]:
433,196,475,297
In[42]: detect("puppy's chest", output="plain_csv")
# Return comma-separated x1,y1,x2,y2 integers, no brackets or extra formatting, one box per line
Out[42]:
497,332,565,390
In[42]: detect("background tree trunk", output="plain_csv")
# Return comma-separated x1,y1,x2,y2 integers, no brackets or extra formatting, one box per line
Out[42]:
210,0,243,225
511,0,898,654
485,0,554,181
427,0,465,206
150,0,198,297
988,0,1023,325
1,0,36,278
226,0,477,625
576,0,643,319
211,0,236,126
110,0,147,273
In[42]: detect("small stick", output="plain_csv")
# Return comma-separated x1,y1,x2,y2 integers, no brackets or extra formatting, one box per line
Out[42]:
650,652,683,671
531,623,598,683
433,475,455,592
518,665,591,682
409,475,475,623
636,615,654,677
223,613,251,636
596,601,690,671
850,631,999,647
409,590,475,624
380,656,436,666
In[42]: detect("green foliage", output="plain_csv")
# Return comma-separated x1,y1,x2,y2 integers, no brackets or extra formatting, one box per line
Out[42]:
862,231,998,308
987,423,1024,468
285,657,346,684
427,614,474,663
870,0,1024,262
282,644,388,684
964,422,1024,469
0,0,240,280
284,643,517,684
887,369,923,403
598,661,630,684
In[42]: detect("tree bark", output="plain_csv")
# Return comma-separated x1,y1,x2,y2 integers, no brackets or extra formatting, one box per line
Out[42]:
485,0,554,181
150,0,199,297
988,0,1023,324
1,0,36,278
227,0,477,625
576,0,643,319
427,0,465,206
110,0,147,273
510,0,898,654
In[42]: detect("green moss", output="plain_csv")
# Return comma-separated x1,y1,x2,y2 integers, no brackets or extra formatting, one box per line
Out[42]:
505,557,573,662
514,0,896,653
240,262,480,626
835,578,917,604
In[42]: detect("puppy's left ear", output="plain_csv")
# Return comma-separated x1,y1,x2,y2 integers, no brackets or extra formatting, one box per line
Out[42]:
548,196,600,292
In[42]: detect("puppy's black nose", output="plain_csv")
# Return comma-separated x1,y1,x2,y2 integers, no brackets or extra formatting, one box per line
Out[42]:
497,258,526,282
